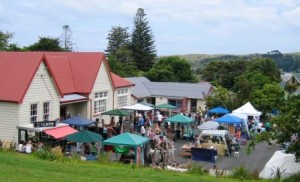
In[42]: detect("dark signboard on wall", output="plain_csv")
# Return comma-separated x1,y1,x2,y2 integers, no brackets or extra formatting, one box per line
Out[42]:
33,121,57,128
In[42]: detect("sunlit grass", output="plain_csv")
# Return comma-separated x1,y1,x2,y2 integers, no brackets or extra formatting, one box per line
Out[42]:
0,151,266,182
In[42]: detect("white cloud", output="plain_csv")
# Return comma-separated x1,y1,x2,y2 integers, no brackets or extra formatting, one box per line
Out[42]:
283,6,300,27
0,0,299,54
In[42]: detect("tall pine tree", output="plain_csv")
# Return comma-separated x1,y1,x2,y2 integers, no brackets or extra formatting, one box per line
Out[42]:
131,8,156,72
105,26,131,59
106,26,138,77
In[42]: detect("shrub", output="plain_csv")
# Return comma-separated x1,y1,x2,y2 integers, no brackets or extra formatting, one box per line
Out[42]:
188,162,205,175
251,169,260,181
97,152,112,163
282,172,300,182
231,166,252,181
34,147,56,161
270,165,287,181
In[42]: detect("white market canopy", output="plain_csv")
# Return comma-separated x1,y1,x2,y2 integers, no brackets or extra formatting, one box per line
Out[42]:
198,121,219,130
200,130,229,137
232,101,262,116
121,103,154,111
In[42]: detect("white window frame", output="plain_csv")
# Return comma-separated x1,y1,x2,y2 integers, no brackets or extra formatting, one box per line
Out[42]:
43,102,50,121
30,103,38,122
94,91,108,115
117,88,129,108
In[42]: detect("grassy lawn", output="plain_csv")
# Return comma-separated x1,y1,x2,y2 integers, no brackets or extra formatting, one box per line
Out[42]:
0,151,266,182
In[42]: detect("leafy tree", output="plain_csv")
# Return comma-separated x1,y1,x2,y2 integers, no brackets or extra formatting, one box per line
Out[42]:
26,37,64,51
233,74,254,104
108,53,138,77
284,83,298,95
131,8,156,72
0,30,22,51
205,86,239,111
273,95,300,160
246,58,281,83
249,95,300,160
201,59,247,89
145,56,198,82
251,83,285,115
105,26,138,77
233,58,281,103
0,31,13,50
61,25,75,51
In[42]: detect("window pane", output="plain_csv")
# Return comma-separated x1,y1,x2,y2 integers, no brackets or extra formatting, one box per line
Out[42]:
30,104,37,122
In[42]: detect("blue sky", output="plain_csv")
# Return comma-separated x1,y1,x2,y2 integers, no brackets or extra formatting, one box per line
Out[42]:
1,0,299,56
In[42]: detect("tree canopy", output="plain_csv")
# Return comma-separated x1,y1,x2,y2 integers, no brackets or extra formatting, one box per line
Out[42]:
25,37,65,51
248,95,300,160
106,26,131,58
131,8,156,72
145,56,198,82
201,59,247,89
205,86,238,111
0,31,21,51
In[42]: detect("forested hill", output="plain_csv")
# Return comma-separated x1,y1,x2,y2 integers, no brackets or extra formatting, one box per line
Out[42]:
177,50,300,72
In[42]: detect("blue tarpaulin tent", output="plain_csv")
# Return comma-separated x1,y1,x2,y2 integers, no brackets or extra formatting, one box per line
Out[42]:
208,107,230,116
215,114,243,125
62,116,95,126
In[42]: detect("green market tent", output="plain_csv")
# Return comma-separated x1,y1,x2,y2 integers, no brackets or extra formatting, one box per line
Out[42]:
102,132,150,164
164,114,195,124
66,130,103,143
164,114,196,140
101,109,131,116
154,103,177,109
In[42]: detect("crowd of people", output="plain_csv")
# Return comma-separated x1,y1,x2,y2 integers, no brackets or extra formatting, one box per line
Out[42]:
16,140,43,154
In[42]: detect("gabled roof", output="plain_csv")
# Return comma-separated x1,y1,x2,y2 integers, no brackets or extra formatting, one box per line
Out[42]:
125,77,213,99
110,72,134,88
0,52,44,103
125,77,152,98
45,52,105,95
146,81,212,99
0,52,108,103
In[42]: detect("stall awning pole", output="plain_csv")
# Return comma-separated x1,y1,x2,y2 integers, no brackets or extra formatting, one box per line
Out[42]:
134,146,137,163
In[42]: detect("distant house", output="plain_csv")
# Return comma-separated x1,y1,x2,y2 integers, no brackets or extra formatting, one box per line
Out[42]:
0,52,133,142
125,77,214,113
280,72,300,95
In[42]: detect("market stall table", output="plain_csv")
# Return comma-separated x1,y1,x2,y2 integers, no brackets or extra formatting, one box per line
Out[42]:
191,147,217,163
181,144,192,157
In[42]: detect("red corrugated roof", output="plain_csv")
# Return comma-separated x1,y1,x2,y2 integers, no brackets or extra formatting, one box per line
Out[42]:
0,52,127,103
110,72,135,88
44,55,75,95
0,52,44,103
44,52,104,95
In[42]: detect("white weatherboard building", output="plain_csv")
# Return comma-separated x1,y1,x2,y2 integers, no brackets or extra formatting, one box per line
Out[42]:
0,52,133,142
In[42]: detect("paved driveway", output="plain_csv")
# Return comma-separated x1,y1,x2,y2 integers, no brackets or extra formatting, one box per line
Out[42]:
173,140,279,171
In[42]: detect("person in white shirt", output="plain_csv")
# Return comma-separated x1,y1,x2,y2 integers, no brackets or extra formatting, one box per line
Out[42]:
157,112,163,127
141,126,146,137
25,140,33,154
17,141,24,153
